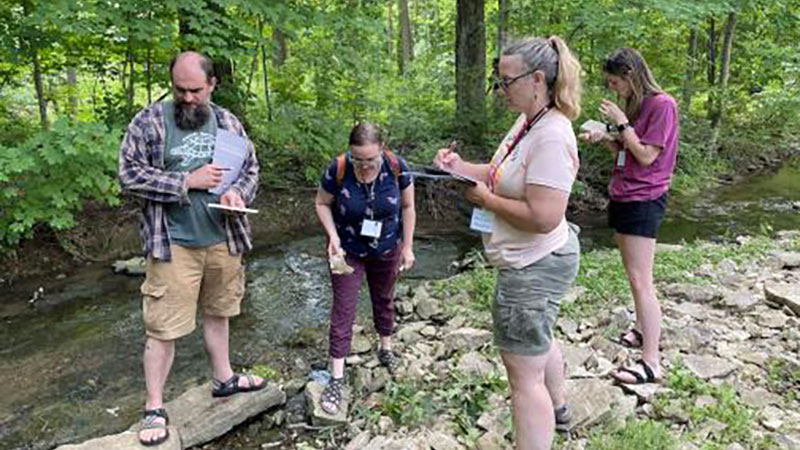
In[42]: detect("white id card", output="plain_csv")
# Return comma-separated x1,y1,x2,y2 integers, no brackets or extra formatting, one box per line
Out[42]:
470,208,495,233
361,219,382,238
616,150,626,167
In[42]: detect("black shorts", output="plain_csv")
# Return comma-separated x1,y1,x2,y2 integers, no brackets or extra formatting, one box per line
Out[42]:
608,193,668,238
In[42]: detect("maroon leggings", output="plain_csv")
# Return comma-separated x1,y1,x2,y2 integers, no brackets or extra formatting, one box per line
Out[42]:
328,245,401,359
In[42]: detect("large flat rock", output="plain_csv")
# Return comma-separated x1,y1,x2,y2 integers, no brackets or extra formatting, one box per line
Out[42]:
764,282,800,315
562,379,633,432
683,355,738,380
56,428,181,450
126,381,285,449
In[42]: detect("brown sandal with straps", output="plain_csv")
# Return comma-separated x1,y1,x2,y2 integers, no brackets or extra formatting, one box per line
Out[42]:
212,373,266,397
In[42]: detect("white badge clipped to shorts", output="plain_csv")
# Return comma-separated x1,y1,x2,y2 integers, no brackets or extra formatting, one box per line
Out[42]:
470,208,495,234
616,149,627,167
361,219,382,238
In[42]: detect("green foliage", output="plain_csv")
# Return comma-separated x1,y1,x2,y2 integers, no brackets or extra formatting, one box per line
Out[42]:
765,356,800,402
587,419,677,450
431,250,497,313
0,119,121,250
437,371,508,440
251,364,279,381
380,379,437,428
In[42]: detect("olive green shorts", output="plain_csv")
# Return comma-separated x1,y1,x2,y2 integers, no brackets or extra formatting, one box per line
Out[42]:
492,226,580,356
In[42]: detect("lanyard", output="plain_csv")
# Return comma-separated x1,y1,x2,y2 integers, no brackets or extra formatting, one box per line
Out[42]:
362,180,376,219
489,106,550,190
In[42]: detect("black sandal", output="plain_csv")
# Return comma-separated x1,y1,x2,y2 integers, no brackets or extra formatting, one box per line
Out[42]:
139,408,169,447
378,349,400,374
321,377,345,415
555,403,572,431
619,328,643,349
212,373,266,398
612,359,662,385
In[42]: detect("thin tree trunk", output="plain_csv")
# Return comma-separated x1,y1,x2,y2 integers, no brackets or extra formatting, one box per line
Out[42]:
246,43,259,102
126,33,135,118
398,0,414,74
272,28,287,67
712,12,737,130
497,0,509,58
682,28,698,112
146,46,152,104
261,31,272,121
66,66,78,119
706,17,718,120
387,2,394,58
456,0,486,152
32,50,47,129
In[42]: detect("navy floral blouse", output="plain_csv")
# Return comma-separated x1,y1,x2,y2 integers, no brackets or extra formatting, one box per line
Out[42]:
320,154,412,258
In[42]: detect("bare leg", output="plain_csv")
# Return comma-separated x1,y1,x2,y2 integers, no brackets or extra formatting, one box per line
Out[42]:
203,314,263,388
543,340,566,407
141,336,175,443
614,233,662,381
502,350,554,450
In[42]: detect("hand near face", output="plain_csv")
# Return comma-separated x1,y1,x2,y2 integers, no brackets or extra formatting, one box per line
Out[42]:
599,99,628,125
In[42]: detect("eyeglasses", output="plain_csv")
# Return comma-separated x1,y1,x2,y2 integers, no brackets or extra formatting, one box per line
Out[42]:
351,154,382,168
490,70,536,93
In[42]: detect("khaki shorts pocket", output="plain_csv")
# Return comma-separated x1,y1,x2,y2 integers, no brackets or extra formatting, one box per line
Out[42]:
141,280,168,299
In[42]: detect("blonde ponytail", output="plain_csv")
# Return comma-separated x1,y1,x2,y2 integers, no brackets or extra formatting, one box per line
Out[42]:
549,36,582,120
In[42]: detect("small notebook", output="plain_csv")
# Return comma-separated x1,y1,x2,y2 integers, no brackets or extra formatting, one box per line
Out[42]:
210,129,249,195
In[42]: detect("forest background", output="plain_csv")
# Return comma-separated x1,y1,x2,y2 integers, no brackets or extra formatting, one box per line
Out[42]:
0,0,798,256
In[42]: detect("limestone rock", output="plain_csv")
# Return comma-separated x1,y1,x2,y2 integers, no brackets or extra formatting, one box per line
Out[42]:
719,290,759,310
661,283,720,303
56,429,181,450
351,335,373,354
683,354,738,380
306,380,351,426
345,431,372,450
656,243,684,252
764,282,800,315
758,309,789,328
740,387,783,409
443,328,492,354
428,431,465,450
562,379,631,431
619,382,662,402
456,351,494,377
476,431,509,450
562,344,594,377
112,257,146,276
477,406,512,437
416,295,442,320
773,251,800,268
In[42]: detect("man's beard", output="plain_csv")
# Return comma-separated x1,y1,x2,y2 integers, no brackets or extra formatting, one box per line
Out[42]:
174,101,211,131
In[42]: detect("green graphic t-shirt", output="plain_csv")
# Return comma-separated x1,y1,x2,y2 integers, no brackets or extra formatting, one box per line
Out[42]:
163,100,227,248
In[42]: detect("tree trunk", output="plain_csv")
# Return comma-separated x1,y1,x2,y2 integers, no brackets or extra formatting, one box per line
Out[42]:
126,36,135,118
706,17,718,119
272,28,288,67
386,2,394,59
261,34,272,121
682,28,698,113
456,0,486,152
246,43,259,102
66,66,78,119
497,0,509,58
146,46,152,104
711,12,737,130
33,49,47,129
398,0,414,74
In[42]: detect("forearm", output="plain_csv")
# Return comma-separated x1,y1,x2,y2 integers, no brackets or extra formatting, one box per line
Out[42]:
618,129,659,166
119,162,189,203
401,205,415,250
315,202,338,240
484,193,560,234
454,161,491,183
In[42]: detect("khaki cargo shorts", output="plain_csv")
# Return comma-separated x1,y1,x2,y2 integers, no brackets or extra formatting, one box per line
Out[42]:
141,244,245,340
492,225,580,356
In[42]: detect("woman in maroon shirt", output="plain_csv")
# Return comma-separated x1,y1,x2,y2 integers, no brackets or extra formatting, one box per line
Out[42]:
581,48,679,385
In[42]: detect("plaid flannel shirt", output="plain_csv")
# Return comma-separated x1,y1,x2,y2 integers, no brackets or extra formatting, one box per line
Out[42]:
118,102,260,261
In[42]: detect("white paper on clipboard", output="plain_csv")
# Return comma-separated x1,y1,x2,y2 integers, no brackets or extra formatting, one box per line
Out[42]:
210,129,249,195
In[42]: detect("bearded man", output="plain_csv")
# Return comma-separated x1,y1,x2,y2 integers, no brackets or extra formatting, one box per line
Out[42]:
118,51,263,447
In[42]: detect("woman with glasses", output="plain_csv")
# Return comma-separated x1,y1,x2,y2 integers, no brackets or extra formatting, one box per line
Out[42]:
580,48,679,385
435,36,581,449
314,123,415,415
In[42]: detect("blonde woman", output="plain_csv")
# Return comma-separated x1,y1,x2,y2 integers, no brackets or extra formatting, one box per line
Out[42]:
436,36,581,450
581,48,680,385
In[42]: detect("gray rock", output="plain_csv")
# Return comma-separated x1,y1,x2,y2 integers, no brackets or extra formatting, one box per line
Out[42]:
739,351,769,367
656,243,684,252
768,432,800,449
283,378,307,397
362,436,392,450
443,328,492,354
477,407,512,437
659,400,690,423
351,335,373,354
420,325,437,337
456,351,495,377
740,387,783,409
120,381,285,449
562,344,594,377
562,285,586,304
661,283,720,303
428,431,465,450
476,431,509,450
662,325,712,353
695,418,728,440
378,415,394,434
717,258,739,275
720,290,759,310
345,431,372,450
619,383,662,402
306,380,351,426
694,395,717,407
667,302,708,320
758,309,789,328
762,406,785,431
395,300,414,316
396,321,428,344
112,257,146,276
56,429,181,450
764,282,800,315
773,251,800,268
562,379,631,432
416,295,442,320
683,354,738,380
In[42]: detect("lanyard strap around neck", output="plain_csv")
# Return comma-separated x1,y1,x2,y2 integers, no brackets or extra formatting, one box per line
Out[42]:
489,106,550,190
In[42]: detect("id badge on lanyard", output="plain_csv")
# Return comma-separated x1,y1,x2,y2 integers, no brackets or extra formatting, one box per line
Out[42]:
470,208,494,233
361,219,382,238
616,149,626,167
